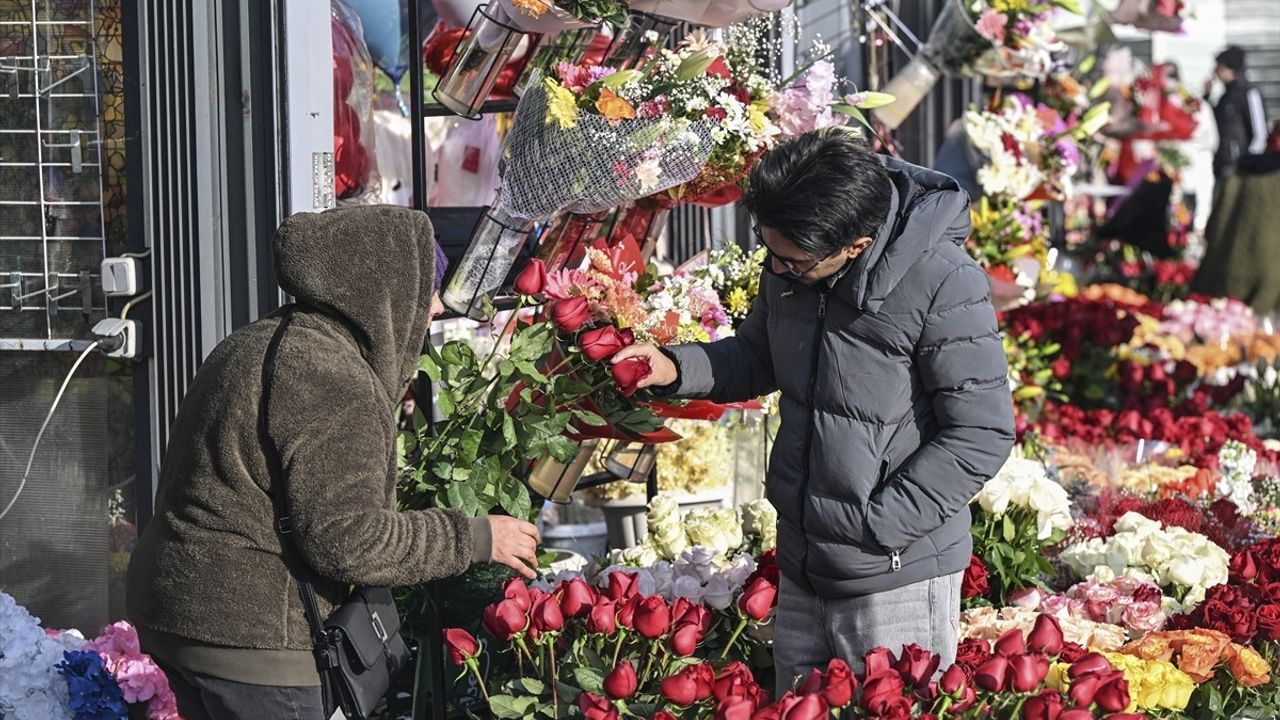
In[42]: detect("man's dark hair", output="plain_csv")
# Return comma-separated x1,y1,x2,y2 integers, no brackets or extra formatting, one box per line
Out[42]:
743,128,893,257
1216,46,1246,72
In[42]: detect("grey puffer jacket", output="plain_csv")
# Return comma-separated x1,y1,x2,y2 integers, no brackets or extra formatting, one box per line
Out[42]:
666,157,1015,598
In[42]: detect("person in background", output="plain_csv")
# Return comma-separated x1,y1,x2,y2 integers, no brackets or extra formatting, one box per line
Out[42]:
128,206,540,720
613,128,1016,694
1204,46,1269,179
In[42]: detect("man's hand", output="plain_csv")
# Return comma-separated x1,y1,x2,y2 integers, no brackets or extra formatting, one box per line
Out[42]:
487,516,540,579
1203,77,1215,97
611,344,678,390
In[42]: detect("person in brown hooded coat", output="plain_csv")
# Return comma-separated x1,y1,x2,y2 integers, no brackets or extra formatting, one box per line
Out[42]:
127,206,539,719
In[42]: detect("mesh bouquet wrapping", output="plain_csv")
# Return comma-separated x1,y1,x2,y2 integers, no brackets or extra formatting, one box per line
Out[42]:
496,76,715,221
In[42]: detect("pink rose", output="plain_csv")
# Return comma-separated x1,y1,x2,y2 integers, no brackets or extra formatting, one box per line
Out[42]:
1122,601,1167,635
1085,585,1120,605
1010,587,1047,610
1038,595,1071,618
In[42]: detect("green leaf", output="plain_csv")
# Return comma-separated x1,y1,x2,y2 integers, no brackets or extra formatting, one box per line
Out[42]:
440,341,477,371
1078,102,1112,137
502,479,533,520
437,389,456,417
488,695,540,719
1088,76,1112,100
573,409,608,427
847,91,896,110
461,429,484,464
1078,55,1096,75
675,49,716,81
547,435,579,463
417,354,442,382
1054,0,1082,14
1002,515,1017,543
598,68,642,89
503,413,518,446
572,666,604,694
514,678,547,695
830,103,868,121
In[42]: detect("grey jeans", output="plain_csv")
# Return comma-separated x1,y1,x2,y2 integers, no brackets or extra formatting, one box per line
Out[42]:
773,570,962,697
155,657,326,720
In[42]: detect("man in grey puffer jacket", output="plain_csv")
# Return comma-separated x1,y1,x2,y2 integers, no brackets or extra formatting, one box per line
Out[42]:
614,128,1015,691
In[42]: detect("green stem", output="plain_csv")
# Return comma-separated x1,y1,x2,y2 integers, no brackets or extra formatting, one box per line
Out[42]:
612,629,627,667
719,617,750,661
548,640,560,719
466,658,491,702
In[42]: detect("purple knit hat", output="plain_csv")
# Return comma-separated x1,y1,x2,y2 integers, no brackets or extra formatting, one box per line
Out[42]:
433,243,449,292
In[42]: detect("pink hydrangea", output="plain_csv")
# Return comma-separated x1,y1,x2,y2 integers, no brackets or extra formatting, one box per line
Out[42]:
975,8,1008,44
85,621,183,720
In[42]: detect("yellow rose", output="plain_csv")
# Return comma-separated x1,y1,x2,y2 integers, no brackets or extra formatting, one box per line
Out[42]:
1136,661,1194,711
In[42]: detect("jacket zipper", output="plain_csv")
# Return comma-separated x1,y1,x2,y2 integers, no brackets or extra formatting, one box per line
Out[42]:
876,460,903,572
797,290,829,576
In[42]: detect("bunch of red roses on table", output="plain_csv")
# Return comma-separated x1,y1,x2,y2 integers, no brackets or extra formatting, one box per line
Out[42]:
742,614,1146,720
1029,400,1275,470
443,562,781,720
1002,299,1148,362
1167,537,1280,647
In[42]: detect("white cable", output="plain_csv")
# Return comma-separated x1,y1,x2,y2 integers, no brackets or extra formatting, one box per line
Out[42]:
119,248,152,259
119,290,152,320
0,341,100,522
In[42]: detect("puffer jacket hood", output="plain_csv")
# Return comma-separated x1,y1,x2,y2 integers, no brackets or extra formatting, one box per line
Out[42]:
273,205,438,399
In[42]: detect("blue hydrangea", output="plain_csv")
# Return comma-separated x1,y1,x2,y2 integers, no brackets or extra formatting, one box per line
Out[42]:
56,650,128,720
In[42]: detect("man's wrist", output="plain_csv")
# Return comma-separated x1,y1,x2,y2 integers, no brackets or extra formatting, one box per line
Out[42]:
650,347,682,397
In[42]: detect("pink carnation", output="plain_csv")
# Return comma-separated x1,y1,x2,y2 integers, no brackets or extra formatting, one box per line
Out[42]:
975,8,1008,44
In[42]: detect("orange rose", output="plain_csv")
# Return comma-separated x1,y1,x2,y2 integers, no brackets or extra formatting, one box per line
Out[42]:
1173,630,1232,682
1119,634,1174,663
1226,644,1272,688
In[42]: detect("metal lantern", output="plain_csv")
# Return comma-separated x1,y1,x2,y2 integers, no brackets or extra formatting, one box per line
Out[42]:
603,440,658,484
441,201,535,320
433,4,537,119
527,440,599,503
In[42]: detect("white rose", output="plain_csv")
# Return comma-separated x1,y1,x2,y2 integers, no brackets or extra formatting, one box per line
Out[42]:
976,475,1014,515
1088,565,1118,583
701,575,735,610
1106,533,1146,568
1114,512,1160,536
1166,556,1205,589
741,499,778,550
1139,531,1178,569
671,575,705,603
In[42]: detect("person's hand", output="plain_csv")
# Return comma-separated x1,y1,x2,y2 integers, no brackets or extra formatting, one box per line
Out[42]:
487,516,540,579
1203,77,1214,96
611,344,678,390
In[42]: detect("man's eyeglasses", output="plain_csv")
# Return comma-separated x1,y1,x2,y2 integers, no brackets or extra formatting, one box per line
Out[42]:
752,224,840,281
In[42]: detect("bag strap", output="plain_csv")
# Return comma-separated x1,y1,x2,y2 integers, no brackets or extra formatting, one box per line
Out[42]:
259,308,330,650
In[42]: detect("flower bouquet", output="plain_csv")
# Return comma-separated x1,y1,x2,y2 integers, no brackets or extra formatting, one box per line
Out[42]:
875,0,1081,128
0,593,181,720
968,198,1052,310
441,58,716,317
1131,62,1201,141
1106,0,1189,34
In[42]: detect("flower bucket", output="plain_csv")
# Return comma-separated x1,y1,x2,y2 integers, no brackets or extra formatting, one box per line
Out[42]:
513,26,596,97
535,210,611,270
432,4,538,119
441,201,536,319
541,523,608,561
527,440,599,503
597,10,677,69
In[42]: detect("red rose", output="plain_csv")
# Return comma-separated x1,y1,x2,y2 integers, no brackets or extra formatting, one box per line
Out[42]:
578,691,619,720
634,595,671,639
1021,689,1065,720
1094,673,1130,713
1052,357,1071,380
757,692,796,720
1009,652,1050,692
739,577,778,621
1058,642,1087,663
481,599,527,641
672,597,712,635
713,662,758,704
954,638,991,670
604,659,638,700
752,549,781,585
863,647,897,678
530,590,565,635
716,697,756,720
1068,674,1103,707
1057,708,1096,720
1231,549,1262,583
660,663,714,706
502,577,532,612
514,258,547,297
951,686,978,713
1202,599,1258,644
551,296,591,332
580,325,632,362
868,695,913,720
652,712,677,720
587,599,618,636
781,693,828,720
975,655,1010,692
1131,584,1163,605
1172,360,1198,385
443,628,478,666
1263,582,1280,605
797,668,823,696
894,644,940,688
670,623,702,656
559,578,597,619
962,555,990,599
1067,653,1113,680
859,671,906,715
939,665,968,696
1260,605,1280,642
704,107,728,122
616,595,638,630
822,658,856,708
605,571,640,602
611,357,650,398
994,627,1027,657
1028,614,1065,657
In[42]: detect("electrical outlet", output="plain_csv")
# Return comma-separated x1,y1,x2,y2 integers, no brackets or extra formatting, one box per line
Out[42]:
101,257,140,297
91,318,138,359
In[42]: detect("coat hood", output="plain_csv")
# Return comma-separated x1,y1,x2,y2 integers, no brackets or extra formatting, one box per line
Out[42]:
842,156,971,312
273,206,438,399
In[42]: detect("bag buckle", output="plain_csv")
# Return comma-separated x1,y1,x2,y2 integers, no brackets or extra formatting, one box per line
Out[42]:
277,516,293,535
370,611,389,643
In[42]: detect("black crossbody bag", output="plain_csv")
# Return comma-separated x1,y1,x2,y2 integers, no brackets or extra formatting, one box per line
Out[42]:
260,310,412,720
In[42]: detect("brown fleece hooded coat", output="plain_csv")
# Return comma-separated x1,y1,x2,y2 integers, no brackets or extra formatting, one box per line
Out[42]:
128,206,480,652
